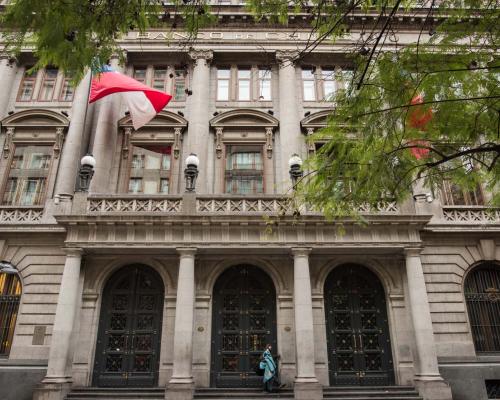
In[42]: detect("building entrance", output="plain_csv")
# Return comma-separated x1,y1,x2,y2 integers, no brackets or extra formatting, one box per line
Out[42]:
324,264,394,386
93,265,164,387
211,265,277,388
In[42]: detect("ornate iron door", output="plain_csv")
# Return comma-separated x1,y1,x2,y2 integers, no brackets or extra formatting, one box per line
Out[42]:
324,265,394,386
93,265,164,387
211,265,277,388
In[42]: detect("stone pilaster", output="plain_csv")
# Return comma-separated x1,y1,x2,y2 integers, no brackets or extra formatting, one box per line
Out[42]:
405,248,452,400
33,248,84,400
277,50,302,193
166,248,197,400
54,71,92,201
291,248,322,400
90,56,123,193
0,54,18,119
186,49,213,194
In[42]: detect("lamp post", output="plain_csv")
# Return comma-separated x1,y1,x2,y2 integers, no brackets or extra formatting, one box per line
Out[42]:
0,261,17,275
288,154,303,188
184,153,200,192
78,154,96,192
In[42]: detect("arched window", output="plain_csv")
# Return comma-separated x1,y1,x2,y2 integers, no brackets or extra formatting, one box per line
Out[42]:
0,273,21,356
465,262,500,353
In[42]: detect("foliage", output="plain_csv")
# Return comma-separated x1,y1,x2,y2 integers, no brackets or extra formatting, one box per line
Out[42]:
1,0,499,217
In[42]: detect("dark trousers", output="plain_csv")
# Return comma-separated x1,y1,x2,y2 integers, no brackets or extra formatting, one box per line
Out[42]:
264,376,275,392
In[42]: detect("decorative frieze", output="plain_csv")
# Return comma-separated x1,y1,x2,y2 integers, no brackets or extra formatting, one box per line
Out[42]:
0,207,43,223
88,197,183,213
442,207,500,223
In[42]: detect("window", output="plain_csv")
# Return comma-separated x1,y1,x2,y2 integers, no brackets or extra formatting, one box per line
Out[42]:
322,68,336,100
17,67,36,101
237,69,251,101
134,68,147,83
258,69,271,101
1,146,52,206
340,68,354,92
217,68,231,101
128,145,171,194
173,69,186,101
152,68,168,91
59,73,75,101
465,263,500,353
440,180,484,206
302,68,316,101
225,145,264,194
38,69,58,101
0,273,21,357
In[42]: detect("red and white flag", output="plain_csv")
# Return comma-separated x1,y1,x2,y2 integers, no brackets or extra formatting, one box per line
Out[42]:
407,94,433,159
89,65,172,130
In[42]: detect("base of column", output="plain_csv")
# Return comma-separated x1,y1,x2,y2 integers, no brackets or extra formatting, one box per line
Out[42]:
165,381,195,400
293,381,323,400
414,376,453,400
32,382,72,400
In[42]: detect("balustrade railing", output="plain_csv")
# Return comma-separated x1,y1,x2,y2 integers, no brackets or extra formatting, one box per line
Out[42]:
87,195,183,213
442,206,500,223
0,206,44,223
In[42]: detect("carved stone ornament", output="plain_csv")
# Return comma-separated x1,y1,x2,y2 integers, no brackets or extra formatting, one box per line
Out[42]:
188,49,214,66
173,127,182,159
306,127,315,154
275,50,300,65
485,287,500,303
215,127,224,159
3,127,14,159
53,127,65,159
122,127,133,159
265,127,274,159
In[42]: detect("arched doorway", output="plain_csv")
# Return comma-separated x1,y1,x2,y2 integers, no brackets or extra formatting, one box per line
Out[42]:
93,265,164,387
324,264,394,386
464,262,500,353
211,265,277,388
0,272,21,356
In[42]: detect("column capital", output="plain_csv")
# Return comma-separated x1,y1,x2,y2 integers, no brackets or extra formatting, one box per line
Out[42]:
276,50,299,65
188,49,213,64
177,247,197,257
63,247,84,258
291,247,312,257
404,247,423,257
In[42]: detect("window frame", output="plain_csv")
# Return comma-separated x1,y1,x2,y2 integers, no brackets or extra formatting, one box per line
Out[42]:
224,144,265,195
37,68,59,102
59,73,75,102
17,66,37,102
217,67,231,101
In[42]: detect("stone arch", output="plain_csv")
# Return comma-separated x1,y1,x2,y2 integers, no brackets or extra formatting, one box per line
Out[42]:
314,256,400,296
210,109,279,128
300,109,333,131
1,108,70,127
203,257,287,295
118,110,188,129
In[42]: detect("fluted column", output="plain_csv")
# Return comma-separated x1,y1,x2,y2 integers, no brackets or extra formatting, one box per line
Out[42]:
167,248,196,400
42,248,83,383
292,248,322,400
54,71,91,200
277,51,302,193
405,248,452,400
0,54,18,119
186,49,213,194
90,56,123,193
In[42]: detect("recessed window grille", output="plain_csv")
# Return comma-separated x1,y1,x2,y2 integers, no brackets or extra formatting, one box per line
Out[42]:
0,273,21,357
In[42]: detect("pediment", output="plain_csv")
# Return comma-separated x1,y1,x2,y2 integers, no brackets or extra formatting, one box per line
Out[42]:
210,109,279,128
300,110,333,130
119,110,188,129
2,109,69,128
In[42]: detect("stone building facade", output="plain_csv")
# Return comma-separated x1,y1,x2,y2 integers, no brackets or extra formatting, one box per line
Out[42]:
0,4,499,400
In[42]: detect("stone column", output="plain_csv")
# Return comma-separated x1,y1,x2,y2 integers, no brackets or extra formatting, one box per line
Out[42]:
0,54,17,119
277,51,302,193
54,71,92,201
90,56,123,193
34,248,83,400
186,49,213,194
291,248,322,400
166,248,197,400
405,248,452,400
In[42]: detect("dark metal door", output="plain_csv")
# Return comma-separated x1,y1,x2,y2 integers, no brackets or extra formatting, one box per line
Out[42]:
324,264,394,386
93,265,164,387
211,265,277,388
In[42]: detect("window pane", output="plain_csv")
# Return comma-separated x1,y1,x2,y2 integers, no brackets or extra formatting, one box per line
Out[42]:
1,146,52,206
218,80,229,101
238,69,251,79
153,68,167,91
302,69,315,79
60,80,74,101
259,69,271,100
238,80,250,101
134,68,147,83
19,81,34,101
303,80,316,101
218,69,231,79
39,69,58,101
128,178,142,193
160,179,169,193
225,146,264,194
174,75,186,101
323,81,336,100
128,146,171,195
